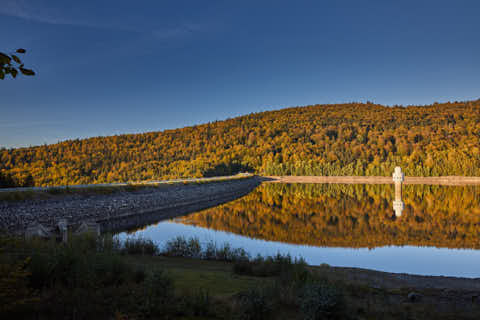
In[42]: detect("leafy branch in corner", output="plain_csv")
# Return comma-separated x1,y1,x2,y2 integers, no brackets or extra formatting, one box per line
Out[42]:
0,49,35,80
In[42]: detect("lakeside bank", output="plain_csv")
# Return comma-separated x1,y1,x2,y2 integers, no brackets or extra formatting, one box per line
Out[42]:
266,175,480,185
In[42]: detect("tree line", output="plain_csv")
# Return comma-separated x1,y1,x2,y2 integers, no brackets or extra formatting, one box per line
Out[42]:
1,100,480,187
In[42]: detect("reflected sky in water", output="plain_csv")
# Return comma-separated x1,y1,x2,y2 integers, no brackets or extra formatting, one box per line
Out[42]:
119,220,480,278
118,183,480,277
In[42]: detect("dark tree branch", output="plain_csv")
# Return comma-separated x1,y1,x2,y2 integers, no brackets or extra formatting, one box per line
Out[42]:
0,49,35,80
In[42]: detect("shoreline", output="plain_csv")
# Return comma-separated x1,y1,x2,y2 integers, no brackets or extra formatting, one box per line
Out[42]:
321,265,480,291
265,175,480,185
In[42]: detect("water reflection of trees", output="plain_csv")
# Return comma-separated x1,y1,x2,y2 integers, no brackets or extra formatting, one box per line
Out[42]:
177,183,480,249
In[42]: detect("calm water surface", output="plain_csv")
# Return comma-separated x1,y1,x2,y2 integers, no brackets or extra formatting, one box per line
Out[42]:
119,183,480,277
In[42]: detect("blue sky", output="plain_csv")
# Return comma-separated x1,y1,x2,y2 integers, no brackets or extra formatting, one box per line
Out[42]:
1,0,479,148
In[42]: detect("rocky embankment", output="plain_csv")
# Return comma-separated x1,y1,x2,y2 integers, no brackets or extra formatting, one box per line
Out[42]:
0,177,261,234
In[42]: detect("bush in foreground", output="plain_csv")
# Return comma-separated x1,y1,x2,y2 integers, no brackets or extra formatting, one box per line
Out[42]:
141,268,175,316
234,287,274,320
0,234,348,319
0,234,177,319
299,282,344,320
162,236,250,261
123,236,158,255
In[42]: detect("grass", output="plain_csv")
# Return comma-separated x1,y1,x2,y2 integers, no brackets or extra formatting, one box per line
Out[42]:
126,255,269,297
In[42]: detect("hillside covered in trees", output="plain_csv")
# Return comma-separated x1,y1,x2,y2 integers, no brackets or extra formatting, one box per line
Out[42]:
1,100,480,187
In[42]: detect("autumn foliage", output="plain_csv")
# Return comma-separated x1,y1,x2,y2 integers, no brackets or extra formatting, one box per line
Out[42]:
177,183,480,249
2,100,480,187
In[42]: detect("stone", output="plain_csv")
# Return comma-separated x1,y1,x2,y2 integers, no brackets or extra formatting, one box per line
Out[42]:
74,221,100,236
25,222,51,239
407,292,421,302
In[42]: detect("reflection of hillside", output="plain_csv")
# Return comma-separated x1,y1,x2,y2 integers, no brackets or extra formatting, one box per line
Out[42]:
177,183,480,249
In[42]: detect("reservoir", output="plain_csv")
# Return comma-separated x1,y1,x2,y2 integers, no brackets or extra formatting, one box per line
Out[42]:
119,182,480,277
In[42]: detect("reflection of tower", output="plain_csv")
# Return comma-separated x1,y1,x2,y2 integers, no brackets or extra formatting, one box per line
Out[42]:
392,167,404,217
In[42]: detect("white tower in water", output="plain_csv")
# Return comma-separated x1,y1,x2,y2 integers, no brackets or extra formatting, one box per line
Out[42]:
392,167,404,217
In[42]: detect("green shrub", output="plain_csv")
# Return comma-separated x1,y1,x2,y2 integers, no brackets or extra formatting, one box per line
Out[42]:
181,288,212,317
51,243,92,288
214,243,249,261
299,282,343,320
163,235,189,257
233,253,308,282
231,247,250,261
123,237,158,255
235,287,273,320
99,234,122,253
204,240,218,260
1,234,178,319
187,237,202,258
162,236,250,261
278,256,310,286
28,251,54,289
94,254,132,286
141,268,174,316
68,232,98,253
233,260,254,275
216,242,234,261
133,265,147,284
0,257,38,316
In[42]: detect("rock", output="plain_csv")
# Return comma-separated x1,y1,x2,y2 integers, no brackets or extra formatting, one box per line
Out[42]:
25,222,52,238
407,292,422,302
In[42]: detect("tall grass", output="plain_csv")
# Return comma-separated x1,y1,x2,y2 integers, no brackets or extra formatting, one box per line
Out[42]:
122,236,158,255
162,236,250,261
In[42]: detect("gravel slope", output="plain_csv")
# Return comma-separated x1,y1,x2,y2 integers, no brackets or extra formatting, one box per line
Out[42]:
0,177,261,233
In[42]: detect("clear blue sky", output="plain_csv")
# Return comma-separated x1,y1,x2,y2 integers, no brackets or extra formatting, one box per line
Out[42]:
1,0,479,148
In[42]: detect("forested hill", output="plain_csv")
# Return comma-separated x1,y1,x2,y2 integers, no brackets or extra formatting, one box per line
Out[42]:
2,100,480,187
